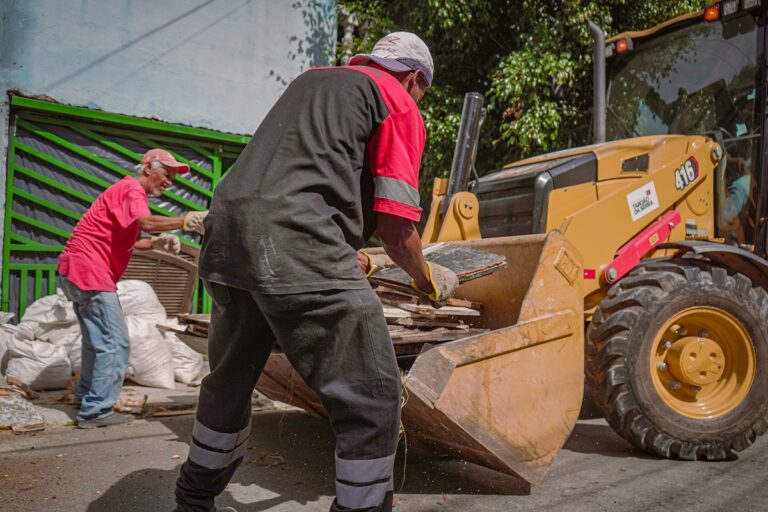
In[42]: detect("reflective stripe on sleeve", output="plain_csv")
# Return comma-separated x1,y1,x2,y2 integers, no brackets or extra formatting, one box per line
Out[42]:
374,176,420,209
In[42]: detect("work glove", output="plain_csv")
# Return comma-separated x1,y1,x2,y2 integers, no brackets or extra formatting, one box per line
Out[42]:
150,233,181,255
182,210,208,235
357,250,396,277
410,262,459,306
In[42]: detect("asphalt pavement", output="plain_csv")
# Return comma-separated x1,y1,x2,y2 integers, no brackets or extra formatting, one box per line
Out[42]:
2,403,768,512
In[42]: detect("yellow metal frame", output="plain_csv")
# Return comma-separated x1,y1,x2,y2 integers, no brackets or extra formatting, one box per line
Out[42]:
421,178,482,244
423,135,722,309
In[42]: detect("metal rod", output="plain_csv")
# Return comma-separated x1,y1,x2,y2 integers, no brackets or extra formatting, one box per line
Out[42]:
443,92,485,214
588,20,606,144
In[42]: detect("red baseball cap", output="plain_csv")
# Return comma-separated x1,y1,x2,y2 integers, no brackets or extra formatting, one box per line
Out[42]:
141,148,190,174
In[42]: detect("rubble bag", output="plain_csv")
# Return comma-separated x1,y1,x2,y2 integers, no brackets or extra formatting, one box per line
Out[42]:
125,316,175,389
165,332,204,384
5,338,72,390
16,292,78,342
51,331,82,375
0,326,14,375
117,280,167,323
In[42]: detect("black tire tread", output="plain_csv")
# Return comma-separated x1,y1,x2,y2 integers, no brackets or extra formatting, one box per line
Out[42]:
586,259,768,460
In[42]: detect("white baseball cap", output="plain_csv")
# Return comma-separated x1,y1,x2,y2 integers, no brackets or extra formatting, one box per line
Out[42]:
350,32,434,86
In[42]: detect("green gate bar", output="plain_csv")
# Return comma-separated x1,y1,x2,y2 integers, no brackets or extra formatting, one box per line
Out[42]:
3,96,248,319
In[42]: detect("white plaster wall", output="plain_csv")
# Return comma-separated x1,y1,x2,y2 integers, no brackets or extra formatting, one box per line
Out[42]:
1,0,336,133
0,0,336,286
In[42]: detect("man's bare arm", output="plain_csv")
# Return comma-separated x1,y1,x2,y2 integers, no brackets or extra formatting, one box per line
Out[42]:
137,215,184,233
375,212,432,292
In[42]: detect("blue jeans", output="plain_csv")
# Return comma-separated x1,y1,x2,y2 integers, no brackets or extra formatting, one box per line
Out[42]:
57,276,130,420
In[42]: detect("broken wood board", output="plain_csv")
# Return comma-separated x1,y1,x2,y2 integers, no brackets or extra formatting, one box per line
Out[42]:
376,287,483,310
4,376,40,400
370,243,506,289
391,317,469,329
12,423,45,434
157,324,209,355
177,313,212,326
114,389,148,415
397,303,479,318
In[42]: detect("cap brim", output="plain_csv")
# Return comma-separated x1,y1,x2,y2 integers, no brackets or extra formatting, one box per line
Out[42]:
350,54,416,74
165,162,190,174
350,54,432,86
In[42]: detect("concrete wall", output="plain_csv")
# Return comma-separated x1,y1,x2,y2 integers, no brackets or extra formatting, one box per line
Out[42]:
1,0,336,133
0,0,336,282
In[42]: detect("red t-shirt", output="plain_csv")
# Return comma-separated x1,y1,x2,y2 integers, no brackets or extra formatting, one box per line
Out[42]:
58,177,151,291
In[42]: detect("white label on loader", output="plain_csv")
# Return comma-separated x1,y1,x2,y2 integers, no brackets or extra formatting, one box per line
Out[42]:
626,182,659,222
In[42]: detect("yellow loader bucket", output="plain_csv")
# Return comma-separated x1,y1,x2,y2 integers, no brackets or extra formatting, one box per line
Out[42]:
402,231,584,484
256,231,584,485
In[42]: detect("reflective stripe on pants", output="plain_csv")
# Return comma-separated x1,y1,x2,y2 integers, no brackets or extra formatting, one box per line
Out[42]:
175,282,401,512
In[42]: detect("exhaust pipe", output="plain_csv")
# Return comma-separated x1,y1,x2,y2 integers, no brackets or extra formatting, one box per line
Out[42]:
588,20,606,144
442,92,485,214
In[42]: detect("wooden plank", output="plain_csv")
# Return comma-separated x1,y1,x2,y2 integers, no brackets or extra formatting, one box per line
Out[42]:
371,243,506,287
381,305,418,319
397,303,480,317
445,297,484,309
391,318,469,328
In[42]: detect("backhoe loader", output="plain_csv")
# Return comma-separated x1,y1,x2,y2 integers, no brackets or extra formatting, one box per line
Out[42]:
256,0,768,484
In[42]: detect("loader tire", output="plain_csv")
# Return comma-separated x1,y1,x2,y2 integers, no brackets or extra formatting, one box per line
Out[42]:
586,259,768,460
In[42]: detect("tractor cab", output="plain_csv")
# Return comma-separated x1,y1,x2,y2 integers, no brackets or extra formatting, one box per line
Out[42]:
439,1,768,262
605,2,764,250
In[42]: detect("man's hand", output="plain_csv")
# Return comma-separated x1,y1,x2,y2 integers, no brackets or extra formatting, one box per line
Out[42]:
410,262,459,305
183,211,208,235
357,250,374,276
357,250,396,277
151,233,181,254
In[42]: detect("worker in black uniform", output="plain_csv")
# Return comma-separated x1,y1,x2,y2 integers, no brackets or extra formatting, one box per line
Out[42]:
174,31,458,512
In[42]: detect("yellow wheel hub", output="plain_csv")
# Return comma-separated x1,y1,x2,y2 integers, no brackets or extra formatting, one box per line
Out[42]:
650,307,755,419
667,337,725,386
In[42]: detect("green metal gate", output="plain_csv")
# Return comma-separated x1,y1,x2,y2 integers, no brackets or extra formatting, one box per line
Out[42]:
3,96,248,319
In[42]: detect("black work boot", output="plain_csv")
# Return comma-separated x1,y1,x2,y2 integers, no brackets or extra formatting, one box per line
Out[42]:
76,411,133,429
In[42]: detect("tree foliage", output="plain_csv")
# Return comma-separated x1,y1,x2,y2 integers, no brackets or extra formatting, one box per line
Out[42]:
337,0,705,191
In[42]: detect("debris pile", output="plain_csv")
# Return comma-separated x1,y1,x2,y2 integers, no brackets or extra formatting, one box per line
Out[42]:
0,386,45,433
170,243,507,368
0,280,204,393
375,286,488,362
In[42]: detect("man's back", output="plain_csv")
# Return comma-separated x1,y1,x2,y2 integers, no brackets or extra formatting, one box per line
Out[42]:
201,66,425,294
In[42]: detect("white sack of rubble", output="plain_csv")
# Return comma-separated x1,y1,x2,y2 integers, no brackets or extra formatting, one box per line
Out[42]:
0,325,16,376
125,316,175,389
16,292,78,342
164,331,203,384
117,280,167,323
5,338,71,390
51,331,82,375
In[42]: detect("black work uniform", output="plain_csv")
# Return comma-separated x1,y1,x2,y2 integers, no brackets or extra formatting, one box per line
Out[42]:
175,65,426,512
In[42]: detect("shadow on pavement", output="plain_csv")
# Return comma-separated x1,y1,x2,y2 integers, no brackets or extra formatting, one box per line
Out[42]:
564,420,653,459
86,407,531,512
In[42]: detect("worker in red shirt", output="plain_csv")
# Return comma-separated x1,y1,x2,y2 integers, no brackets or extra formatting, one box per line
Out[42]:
57,148,207,428
175,33,458,512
